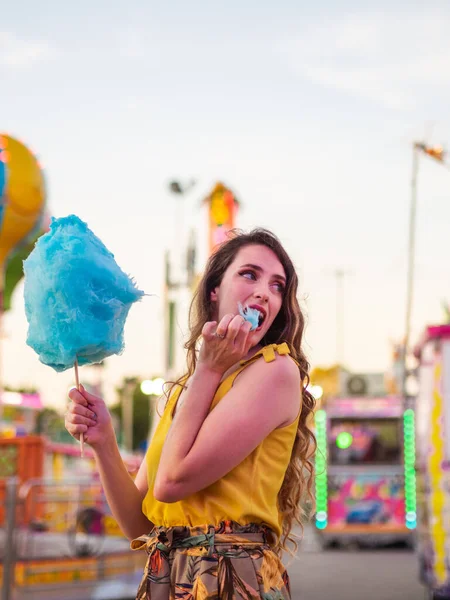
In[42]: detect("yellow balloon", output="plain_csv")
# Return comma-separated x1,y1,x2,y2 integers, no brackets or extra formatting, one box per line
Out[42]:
0,134,46,268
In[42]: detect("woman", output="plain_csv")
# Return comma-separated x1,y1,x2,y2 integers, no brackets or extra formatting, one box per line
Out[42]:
66,228,316,599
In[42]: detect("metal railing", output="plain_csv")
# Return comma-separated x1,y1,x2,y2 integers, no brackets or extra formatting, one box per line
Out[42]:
0,477,139,600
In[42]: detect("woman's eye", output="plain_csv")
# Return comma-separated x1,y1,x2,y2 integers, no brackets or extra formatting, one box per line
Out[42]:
240,271,256,280
273,282,285,293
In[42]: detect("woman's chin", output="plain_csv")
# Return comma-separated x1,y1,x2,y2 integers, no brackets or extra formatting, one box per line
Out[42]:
249,330,264,346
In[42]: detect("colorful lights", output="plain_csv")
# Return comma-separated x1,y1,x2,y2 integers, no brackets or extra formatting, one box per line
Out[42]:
336,431,353,449
403,409,417,529
315,409,328,529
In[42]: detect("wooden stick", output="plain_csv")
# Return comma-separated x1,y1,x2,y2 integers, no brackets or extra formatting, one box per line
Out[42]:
74,358,84,457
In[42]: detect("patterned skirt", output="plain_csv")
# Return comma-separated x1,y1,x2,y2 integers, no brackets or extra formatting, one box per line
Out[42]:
131,520,291,599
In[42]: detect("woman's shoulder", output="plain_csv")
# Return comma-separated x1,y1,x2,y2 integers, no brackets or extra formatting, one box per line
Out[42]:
234,344,301,393
232,349,301,427
245,342,299,371
251,347,300,383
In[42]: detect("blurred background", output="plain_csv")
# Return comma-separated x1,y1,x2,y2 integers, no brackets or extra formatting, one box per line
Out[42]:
1,1,450,598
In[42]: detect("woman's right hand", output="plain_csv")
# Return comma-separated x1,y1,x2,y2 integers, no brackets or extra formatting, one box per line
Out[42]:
66,385,115,449
198,313,254,375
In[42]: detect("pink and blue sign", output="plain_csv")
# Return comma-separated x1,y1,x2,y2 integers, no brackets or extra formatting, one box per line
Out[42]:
315,396,416,539
328,473,405,528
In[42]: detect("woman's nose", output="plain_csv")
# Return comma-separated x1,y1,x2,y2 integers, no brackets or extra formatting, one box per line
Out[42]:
254,289,269,303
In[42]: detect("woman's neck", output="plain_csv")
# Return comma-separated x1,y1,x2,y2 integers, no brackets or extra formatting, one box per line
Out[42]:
243,343,263,362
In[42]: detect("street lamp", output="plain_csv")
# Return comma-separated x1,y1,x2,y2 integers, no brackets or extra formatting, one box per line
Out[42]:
307,384,324,401
402,142,446,400
165,179,197,379
168,179,196,195
140,377,166,444
140,378,165,396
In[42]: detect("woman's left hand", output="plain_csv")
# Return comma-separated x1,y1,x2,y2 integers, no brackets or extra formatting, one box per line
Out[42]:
197,313,254,375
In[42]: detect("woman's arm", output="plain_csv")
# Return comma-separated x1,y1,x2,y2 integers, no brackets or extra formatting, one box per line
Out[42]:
66,386,154,540
154,353,300,503
93,436,154,540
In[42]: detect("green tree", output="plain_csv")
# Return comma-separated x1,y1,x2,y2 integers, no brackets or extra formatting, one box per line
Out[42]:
111,377,153,451
4,228,47,312
36,407,73,442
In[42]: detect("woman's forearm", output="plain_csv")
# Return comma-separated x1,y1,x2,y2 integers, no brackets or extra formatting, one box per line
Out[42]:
155,363,222,495
93,435,153,540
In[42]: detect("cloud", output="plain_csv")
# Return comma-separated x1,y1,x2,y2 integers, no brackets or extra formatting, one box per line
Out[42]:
276,12,450,110
0,32,56,68
115,29,148,59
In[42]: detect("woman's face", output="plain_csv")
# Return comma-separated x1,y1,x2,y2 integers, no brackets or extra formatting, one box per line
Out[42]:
211,244,286,345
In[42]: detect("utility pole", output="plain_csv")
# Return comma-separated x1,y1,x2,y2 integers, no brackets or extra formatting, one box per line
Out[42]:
402,144,419,401
402,141,446,402
164,180,196,380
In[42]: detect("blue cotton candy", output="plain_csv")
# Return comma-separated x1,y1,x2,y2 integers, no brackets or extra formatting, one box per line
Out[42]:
238,302,260,331
23,215,144,372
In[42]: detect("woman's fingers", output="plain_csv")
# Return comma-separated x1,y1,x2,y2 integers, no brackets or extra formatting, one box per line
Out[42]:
215,313,235,338
65,409,96,442
202,313,236,340
69,385,103,406
72,403,97,420
67,422,87,433
66,412,97,428
66,386,103,443
203,313,251,345
226,315,246,342
65,422,87,440
78,385,103,405
68,387,88,407
235,319,253,351
202,321,217,338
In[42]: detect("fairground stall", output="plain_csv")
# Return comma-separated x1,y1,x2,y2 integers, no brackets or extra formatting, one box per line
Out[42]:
0,435,145,600
414,324,450,599
314,395,415,548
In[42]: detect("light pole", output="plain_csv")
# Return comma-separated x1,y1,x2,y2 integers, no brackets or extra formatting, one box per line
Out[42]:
402,142,446,400
164,179,196,379
168,178,196,283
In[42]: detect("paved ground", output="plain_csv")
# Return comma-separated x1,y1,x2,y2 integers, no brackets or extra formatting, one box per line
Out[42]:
288,526,427,600
1,526,430,600
0,529,129,559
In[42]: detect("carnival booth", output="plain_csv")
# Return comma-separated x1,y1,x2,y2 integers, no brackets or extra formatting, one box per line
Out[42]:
315,395,415,548
414,324,450,599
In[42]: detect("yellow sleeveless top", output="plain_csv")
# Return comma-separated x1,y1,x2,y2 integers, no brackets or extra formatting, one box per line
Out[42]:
141,343,301,541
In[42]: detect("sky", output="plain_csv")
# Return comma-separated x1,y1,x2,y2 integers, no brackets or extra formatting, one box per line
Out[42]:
2,0,450,411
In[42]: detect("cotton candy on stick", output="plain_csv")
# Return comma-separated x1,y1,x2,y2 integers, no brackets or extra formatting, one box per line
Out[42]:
238,302,260,331
23,215,144,456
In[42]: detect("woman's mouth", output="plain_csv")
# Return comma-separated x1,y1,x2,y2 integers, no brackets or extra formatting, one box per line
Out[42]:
248,304,267,330
238,303,266,331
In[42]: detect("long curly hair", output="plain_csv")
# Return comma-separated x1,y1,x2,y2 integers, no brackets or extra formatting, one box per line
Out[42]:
166,228,316,555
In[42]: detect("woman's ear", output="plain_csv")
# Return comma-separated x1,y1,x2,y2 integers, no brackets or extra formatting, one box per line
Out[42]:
210,287,218,302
